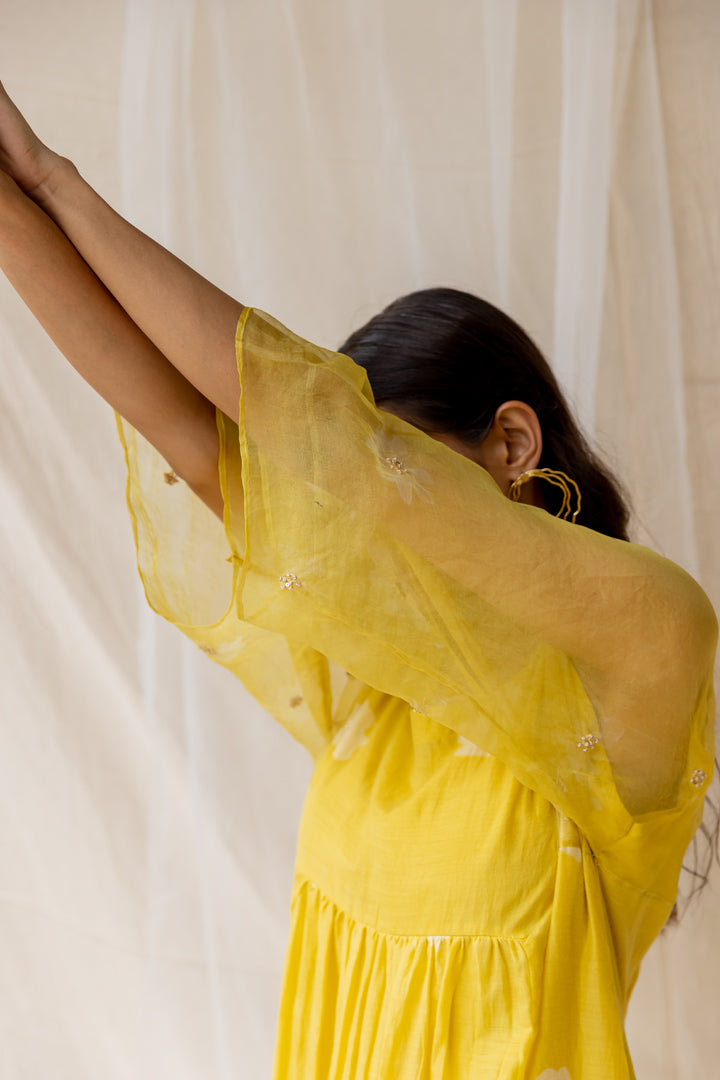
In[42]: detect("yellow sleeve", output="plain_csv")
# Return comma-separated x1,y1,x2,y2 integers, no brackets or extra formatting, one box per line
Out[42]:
116,305,718,893
115,386,350,760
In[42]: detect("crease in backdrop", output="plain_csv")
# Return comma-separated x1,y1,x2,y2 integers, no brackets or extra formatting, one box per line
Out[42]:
0,0,718,1076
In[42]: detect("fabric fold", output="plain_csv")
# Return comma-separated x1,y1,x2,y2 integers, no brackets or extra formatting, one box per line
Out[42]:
274,876,536,1079
115,305,717,894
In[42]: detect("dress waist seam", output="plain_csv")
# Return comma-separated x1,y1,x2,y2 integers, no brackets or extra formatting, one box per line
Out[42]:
291,871,535,945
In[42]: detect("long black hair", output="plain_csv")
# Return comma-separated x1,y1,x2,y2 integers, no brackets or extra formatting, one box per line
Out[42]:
339,287,629,539
338,286,718,927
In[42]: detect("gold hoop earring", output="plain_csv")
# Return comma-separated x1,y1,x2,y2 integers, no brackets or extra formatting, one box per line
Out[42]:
508,468,582,523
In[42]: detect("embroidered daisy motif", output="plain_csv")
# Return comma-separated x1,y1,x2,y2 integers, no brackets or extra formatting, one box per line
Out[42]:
366,428,433,504
279,572,303,590
535,1069,572,1080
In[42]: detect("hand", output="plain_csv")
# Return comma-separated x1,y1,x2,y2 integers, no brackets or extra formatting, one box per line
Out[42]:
0,80,65,200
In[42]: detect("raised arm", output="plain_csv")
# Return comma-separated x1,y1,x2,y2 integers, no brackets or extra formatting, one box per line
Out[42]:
0,169,224,517
35,160,244,423
0,79,251,517
0,80,243,424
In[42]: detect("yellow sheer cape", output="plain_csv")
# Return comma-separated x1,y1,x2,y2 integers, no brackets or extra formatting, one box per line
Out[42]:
115,306,717,906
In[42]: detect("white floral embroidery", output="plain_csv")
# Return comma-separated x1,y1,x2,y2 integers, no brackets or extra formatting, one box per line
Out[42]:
332,701,377,760
559,846,582,863
366,428,433,504
454,734,490,758
691,768,708,787
577,733,600,752
535,1069,572,1080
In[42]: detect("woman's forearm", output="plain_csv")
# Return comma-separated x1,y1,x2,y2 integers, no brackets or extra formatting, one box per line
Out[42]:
1,78,241,422
0,169,224,510
35,158,243,421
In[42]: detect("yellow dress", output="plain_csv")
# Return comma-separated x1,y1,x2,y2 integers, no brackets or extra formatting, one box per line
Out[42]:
116,307,718,1079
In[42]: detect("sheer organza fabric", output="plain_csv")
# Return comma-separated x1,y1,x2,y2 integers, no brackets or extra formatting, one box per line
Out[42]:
115,308,717,1078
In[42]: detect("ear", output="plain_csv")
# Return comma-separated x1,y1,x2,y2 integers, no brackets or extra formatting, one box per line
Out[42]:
481,400,543,487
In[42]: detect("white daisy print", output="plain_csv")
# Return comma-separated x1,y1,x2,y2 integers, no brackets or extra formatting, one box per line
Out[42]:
454,734,490,758
366,428,434,504
332,700,377,760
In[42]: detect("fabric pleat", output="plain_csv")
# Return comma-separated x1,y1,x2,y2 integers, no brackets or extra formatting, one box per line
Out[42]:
274,877,538,1079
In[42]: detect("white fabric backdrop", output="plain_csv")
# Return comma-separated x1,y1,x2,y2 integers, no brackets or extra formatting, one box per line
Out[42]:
0,0,718,1076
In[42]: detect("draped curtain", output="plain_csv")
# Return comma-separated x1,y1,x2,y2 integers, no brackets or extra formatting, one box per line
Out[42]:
0,1,718,1075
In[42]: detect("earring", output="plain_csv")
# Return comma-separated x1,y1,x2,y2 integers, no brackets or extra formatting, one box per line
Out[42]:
508,468,582,523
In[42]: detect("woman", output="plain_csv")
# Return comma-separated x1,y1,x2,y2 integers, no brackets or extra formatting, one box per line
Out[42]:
0,81,717,1079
